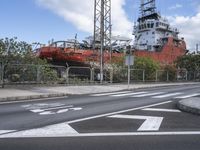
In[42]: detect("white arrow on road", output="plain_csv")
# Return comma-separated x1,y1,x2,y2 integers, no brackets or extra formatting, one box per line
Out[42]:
109,115,163,131
0,123,78,138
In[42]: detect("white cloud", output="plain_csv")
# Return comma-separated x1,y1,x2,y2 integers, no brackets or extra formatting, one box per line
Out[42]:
169,12,200,51
36,0,133,38
169,4,183,10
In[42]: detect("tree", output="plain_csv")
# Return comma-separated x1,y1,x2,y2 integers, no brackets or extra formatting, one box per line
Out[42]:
134,57,160,81
0,37,60,85
111,56,160,82
176,53,200,71
176,52,200,81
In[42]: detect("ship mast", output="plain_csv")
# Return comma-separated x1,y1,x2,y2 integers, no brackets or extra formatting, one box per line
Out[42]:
139,0,158,22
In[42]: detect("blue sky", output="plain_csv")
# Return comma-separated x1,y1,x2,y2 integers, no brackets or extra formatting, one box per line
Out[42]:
0,0,200,50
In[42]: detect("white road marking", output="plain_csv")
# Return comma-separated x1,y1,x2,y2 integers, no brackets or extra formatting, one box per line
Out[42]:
111,92,148,97
0,96,68,105
70,107,82,111
109,115,163,131
23,103,82,115
67,101,171,124
30,105,73,112
131,92,165,98
0,101,172,138
175,93,200,99
2,131,200,138
39,111,55,115
22,103,66,110
91,91,131,96
0,130,16,135
0,123,78,138
30,109,44,113
153,93,183,98
142,108,181,113
57,109,69,114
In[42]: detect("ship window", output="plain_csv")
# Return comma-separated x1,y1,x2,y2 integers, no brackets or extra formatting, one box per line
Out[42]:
142,24,144,29
144,24,146,29
152,32,155,34
156,22,159,27
151,23,154,28
147,45,151,51
147,23,150,28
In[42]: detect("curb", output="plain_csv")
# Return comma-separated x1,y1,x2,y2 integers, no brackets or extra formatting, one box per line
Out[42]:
177,98,200,115
0,93,68,103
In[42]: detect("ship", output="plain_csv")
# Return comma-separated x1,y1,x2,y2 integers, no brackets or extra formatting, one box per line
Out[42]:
133,0,187,64
36,0,187,67
36,37,128,67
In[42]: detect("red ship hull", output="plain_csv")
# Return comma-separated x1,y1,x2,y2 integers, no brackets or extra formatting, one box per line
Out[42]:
37,37,187,66
134,37,187,64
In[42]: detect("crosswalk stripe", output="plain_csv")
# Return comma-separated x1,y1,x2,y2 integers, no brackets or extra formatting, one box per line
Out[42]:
152,93,182,98
175,93,200,99
111,92,148,97
91,91,131,97
131,92,165,98
142,108,181,112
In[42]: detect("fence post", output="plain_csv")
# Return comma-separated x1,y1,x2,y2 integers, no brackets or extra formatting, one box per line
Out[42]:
167,71,169,82
156,70,158,82
143,70,145,82
36,65,41,84
90,68,93,83
66,67,70,84
186,70,188,81
176,70,178,81
110,68,113,84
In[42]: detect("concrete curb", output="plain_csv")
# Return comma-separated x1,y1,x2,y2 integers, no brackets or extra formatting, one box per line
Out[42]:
0,93,68,103
177,97,200,115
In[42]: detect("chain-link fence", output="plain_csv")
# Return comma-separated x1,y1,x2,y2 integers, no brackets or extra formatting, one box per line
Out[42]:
0,64,199,87
176,69,188,81
186,71,200,81
66,67,114,84
67,67,93,84
2,64,67,85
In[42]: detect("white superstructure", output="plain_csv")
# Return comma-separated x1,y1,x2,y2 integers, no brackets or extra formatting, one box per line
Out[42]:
133,0,180,51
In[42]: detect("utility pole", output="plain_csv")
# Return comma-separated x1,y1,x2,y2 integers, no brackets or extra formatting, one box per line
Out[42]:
94,0,112,84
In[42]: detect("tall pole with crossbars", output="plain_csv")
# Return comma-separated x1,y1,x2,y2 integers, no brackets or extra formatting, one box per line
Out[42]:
94,0,112,84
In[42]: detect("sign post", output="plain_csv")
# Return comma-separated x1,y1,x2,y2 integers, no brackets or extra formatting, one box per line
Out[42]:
125,46,134,89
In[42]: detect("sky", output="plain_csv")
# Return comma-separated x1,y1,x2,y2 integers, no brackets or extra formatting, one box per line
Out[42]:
0,0,200,51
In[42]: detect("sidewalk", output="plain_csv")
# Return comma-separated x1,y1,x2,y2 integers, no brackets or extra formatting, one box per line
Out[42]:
0,82,199,102
177,97,200,115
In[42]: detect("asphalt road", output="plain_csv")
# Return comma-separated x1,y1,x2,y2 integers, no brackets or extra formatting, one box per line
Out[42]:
0,84,200,150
